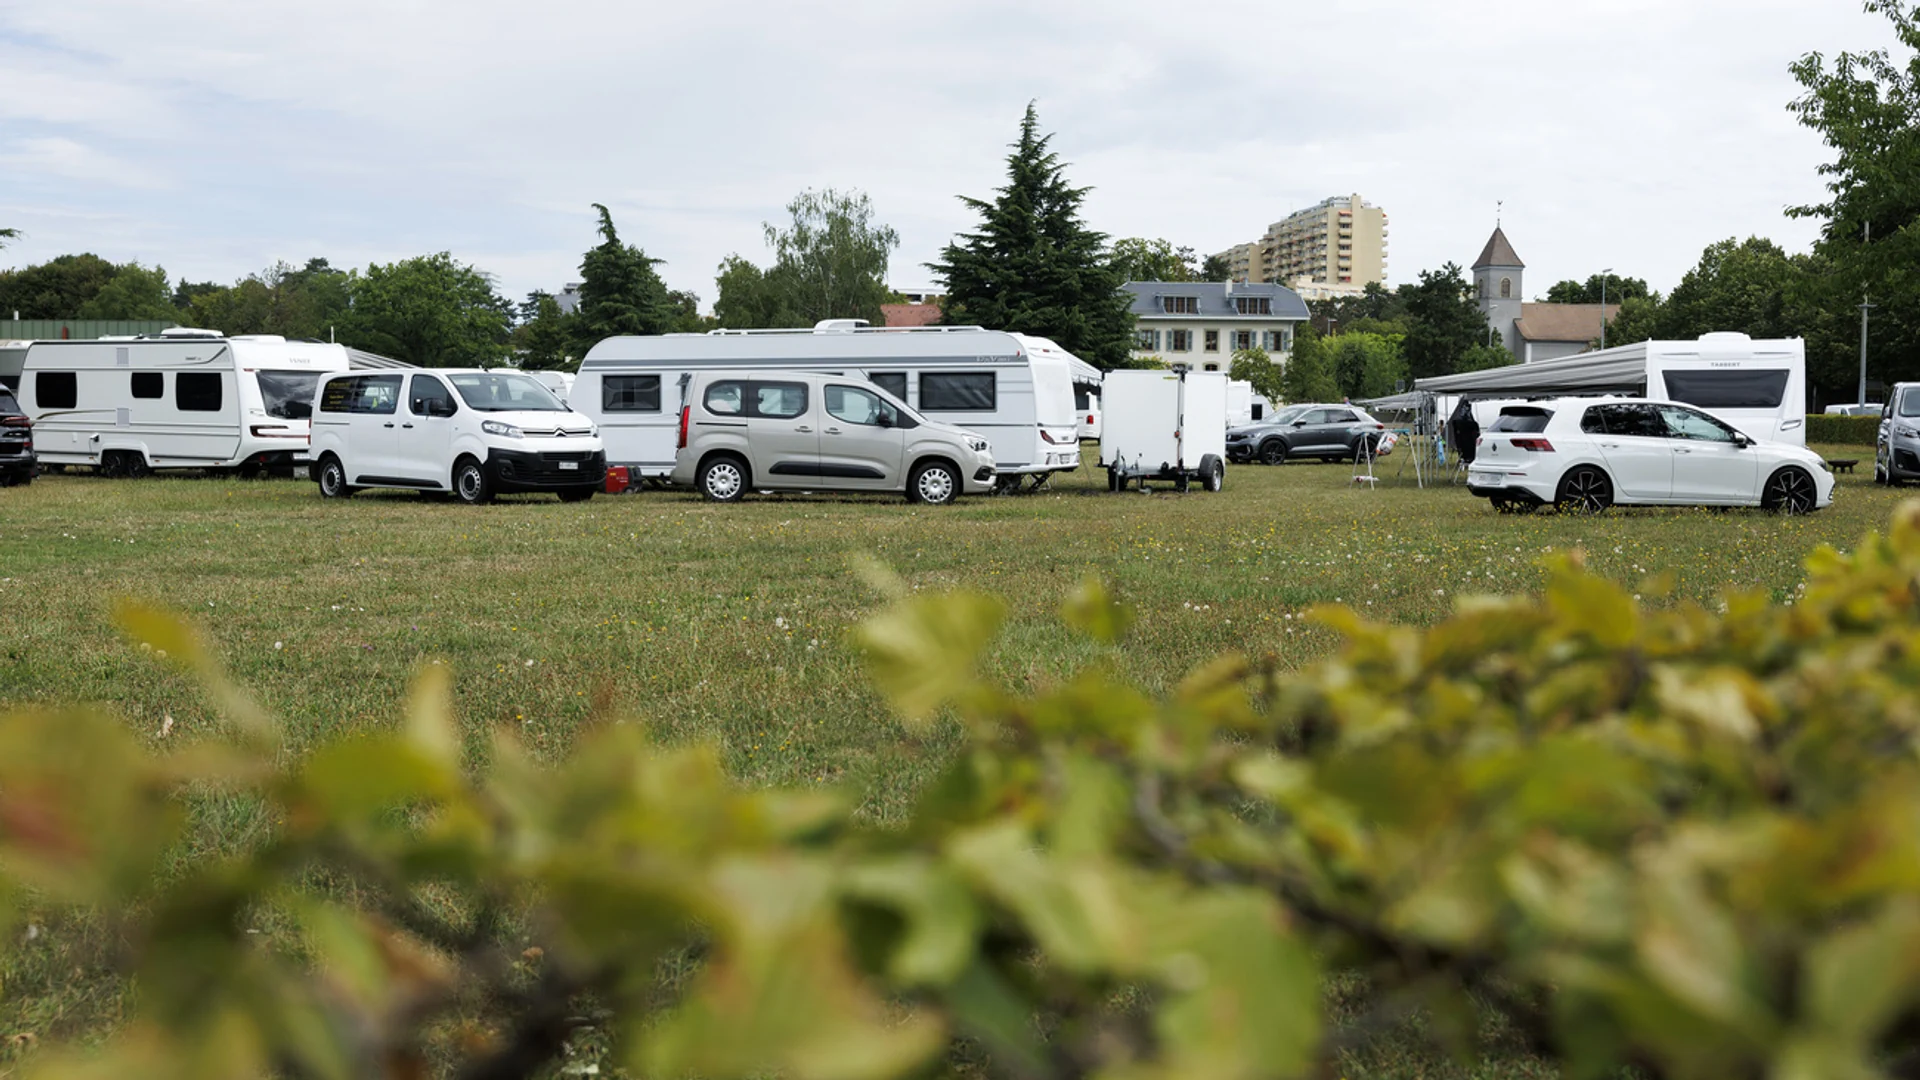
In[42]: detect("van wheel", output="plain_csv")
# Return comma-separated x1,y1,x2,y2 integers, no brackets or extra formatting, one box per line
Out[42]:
697,455,747,502
1200,454,1224,492
910,460,960,505
317,456,355,499
453,458,493,504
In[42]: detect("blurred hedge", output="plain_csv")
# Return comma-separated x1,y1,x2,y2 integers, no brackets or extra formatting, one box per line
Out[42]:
1804,412,1880,445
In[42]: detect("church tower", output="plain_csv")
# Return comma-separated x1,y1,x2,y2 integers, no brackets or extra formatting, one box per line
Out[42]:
1472,226,1525,358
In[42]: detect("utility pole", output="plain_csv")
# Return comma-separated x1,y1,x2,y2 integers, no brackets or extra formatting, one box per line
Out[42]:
1600,267,1613,351
1859,222,1872,406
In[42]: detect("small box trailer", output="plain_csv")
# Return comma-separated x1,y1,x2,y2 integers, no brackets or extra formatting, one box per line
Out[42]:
1098,368,1228,492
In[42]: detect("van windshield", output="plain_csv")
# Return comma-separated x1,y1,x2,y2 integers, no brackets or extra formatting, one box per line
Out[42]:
447,373,567,412
1900,390,1920,418
256,371,321,419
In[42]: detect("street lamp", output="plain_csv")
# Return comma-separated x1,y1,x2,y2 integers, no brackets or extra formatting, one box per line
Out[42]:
1599,267,1613,351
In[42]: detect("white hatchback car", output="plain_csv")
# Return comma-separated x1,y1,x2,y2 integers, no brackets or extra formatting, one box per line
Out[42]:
1467,397,1834,514
310,369,606,503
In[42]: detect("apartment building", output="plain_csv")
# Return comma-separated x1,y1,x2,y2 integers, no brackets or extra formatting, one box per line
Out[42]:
1211,194,1389,288
1122,281,1309,370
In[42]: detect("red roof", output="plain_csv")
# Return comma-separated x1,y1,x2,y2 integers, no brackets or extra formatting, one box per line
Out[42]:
881,303,942,328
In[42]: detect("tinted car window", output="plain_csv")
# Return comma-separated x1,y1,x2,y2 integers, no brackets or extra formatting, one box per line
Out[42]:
1662,369,1789,409
603,375,661,413
351,375,401,415
870,372,908,401
1327,409,1360,423
409,375,456,416
705,381,744,415
1489,409,1552,433
131,372,163,399
920,372,995,411
753,382,808,419
36,372,77,409
176,372,223,412
1589,403,1665,437
1658,404,1736,442
319,377,355,413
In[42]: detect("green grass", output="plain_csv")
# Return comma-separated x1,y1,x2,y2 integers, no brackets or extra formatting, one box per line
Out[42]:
0,443,1894,1075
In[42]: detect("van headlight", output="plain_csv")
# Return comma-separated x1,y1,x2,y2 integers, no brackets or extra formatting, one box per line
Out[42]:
1898,424,1919,439
968,437,990,452
482,420,523,439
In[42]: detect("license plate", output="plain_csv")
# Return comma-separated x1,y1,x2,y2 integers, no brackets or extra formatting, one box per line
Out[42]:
557,461,579,471
1473,472,1504,487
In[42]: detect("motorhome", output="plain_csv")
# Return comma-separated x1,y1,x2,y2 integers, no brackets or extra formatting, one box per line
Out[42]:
1414,333,1808,445
18,330,352,475
572,321,1083,486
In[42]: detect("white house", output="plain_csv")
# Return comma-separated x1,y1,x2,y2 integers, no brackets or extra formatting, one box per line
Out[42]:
1122,281,1309,371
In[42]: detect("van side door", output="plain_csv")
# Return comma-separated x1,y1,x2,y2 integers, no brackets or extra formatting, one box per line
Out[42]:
400,374,459,485
344,374,403,484
745,380,819,486
820,383,905,489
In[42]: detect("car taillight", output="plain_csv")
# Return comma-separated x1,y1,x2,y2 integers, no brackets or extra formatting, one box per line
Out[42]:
677,405,690,450
1511,437,1555,452
0,416,27,428
1087,414,1095,424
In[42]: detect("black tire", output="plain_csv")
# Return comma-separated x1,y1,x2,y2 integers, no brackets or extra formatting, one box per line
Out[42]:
453,457,493,505
126,453,153,478
98,451,125,479
1258,439,1287,466
1762,466,1818,514
697,455,748,502
317,455,354,499
1556,466,1613,514
1106,466,1121,492
559,487,595,503
1200,454,1224,493
909,460,961,506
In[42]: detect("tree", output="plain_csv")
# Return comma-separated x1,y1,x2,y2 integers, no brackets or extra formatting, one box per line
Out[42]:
1278,325,1339,402
1399,263,1491,380
0,227,16,249
0,253,120,318
713,255,801,329
1228,346,1285,403
1328,332,1408,399
929,103,1136,368
1199,252,1233,281
1109,237,1196,283
513,291,574,370
343,252,510,367
1455,342,1515,373
1656,237,1802,341
75,262,177,320
1601,293,1664,348
766,188,898,326
1543,273,1652,305
570,204,672,354
1789,1,1920,383
665,289,716,334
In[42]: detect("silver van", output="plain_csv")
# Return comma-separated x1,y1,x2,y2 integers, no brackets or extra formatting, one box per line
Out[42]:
671,370,996,504
1878,383,1920,484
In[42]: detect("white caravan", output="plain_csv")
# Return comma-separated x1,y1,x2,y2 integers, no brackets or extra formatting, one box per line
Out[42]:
19,330,352,475
1226,380,1278,428
1099,369,1228,492
1415,333,1808,446
572,321,1083,486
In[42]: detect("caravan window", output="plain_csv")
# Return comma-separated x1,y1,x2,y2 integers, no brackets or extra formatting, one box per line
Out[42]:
258,371,321,419
131,372,163,399
920,372,995,411
1661,369,1789,409
602,375,661,413
177,373,223,412
37,372,77,409
869,372,908,401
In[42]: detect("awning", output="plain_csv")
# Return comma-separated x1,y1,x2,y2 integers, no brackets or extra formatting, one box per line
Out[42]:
1412,347,1648,396
1067,356,1103,385
345,348,415,370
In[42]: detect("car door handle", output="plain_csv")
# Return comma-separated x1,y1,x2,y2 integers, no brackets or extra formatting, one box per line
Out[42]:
402,423,415,429
825,426,842,435
794,425,812,433
383,422,395,428
1600,442,1620,448
1673,448,1692,454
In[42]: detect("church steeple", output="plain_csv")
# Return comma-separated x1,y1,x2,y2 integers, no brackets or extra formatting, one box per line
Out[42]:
1472,226,1525,271
1473,221,1525,358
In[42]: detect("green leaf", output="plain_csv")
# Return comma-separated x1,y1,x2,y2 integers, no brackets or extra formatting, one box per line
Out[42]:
1059,575,1133,644
401,661,460,770
854,591,1005,729
839,856,980,985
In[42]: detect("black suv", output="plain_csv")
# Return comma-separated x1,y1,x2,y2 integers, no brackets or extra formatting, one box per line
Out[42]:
0,387,34,486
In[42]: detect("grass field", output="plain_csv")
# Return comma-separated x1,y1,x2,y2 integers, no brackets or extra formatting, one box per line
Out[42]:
0,443,1897,1075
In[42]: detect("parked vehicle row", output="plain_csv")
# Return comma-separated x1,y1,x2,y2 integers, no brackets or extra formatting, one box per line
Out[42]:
1467,397,1833,514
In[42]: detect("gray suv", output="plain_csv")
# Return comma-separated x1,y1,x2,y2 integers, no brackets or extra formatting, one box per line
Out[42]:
0,387,33,486
1877,382,1920,484
1227,403,1386,465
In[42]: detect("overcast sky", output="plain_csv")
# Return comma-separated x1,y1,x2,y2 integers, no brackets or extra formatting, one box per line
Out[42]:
0,0,1894,312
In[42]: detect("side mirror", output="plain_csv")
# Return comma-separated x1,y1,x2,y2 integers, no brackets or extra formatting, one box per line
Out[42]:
877,411,895,428
1734,433,1752,448
1291,420,1307,427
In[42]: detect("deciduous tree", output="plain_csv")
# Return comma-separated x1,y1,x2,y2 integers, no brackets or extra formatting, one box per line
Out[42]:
1278,325,1339,402
513,290,573,370
1228,346,1285,403
1543,272,1652,306
0,253,120,318
75,262,176,320
1400,263,1490,380
1109,237,1197,283
929,103,1136,368
344,252,510,367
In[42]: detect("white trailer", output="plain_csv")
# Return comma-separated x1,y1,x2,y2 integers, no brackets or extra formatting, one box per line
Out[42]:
19,330,352,476
1099,369,1228,492
1226,379,1278,428
572,321,1083,486
1415,333,1808,445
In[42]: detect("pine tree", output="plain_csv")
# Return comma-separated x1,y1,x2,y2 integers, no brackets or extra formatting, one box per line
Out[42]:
571,204,672,354
929,104,1135,368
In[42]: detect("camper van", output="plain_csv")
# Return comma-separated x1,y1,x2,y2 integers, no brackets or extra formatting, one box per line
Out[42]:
18,330,352,475
1414,333,1808,446
572,321,1083,485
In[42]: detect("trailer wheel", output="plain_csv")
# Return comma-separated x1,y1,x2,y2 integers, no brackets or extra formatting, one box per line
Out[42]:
317,455,355,499
1200,454,1224,492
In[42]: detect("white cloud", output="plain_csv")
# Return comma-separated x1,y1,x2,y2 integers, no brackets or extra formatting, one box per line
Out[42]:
0,0,1898,305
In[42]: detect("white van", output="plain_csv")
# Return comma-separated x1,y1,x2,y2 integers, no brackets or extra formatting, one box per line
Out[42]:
572,321,1082,488
19,330,351,476
309,369,605,503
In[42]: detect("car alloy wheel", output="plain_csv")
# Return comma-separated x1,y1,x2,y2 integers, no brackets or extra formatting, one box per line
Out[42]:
1557,467,1612,514
1763,467,1816,514
1259,440,1287,466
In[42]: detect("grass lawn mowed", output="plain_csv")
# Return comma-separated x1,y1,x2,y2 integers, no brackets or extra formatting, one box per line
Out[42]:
0,443,1893,1076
